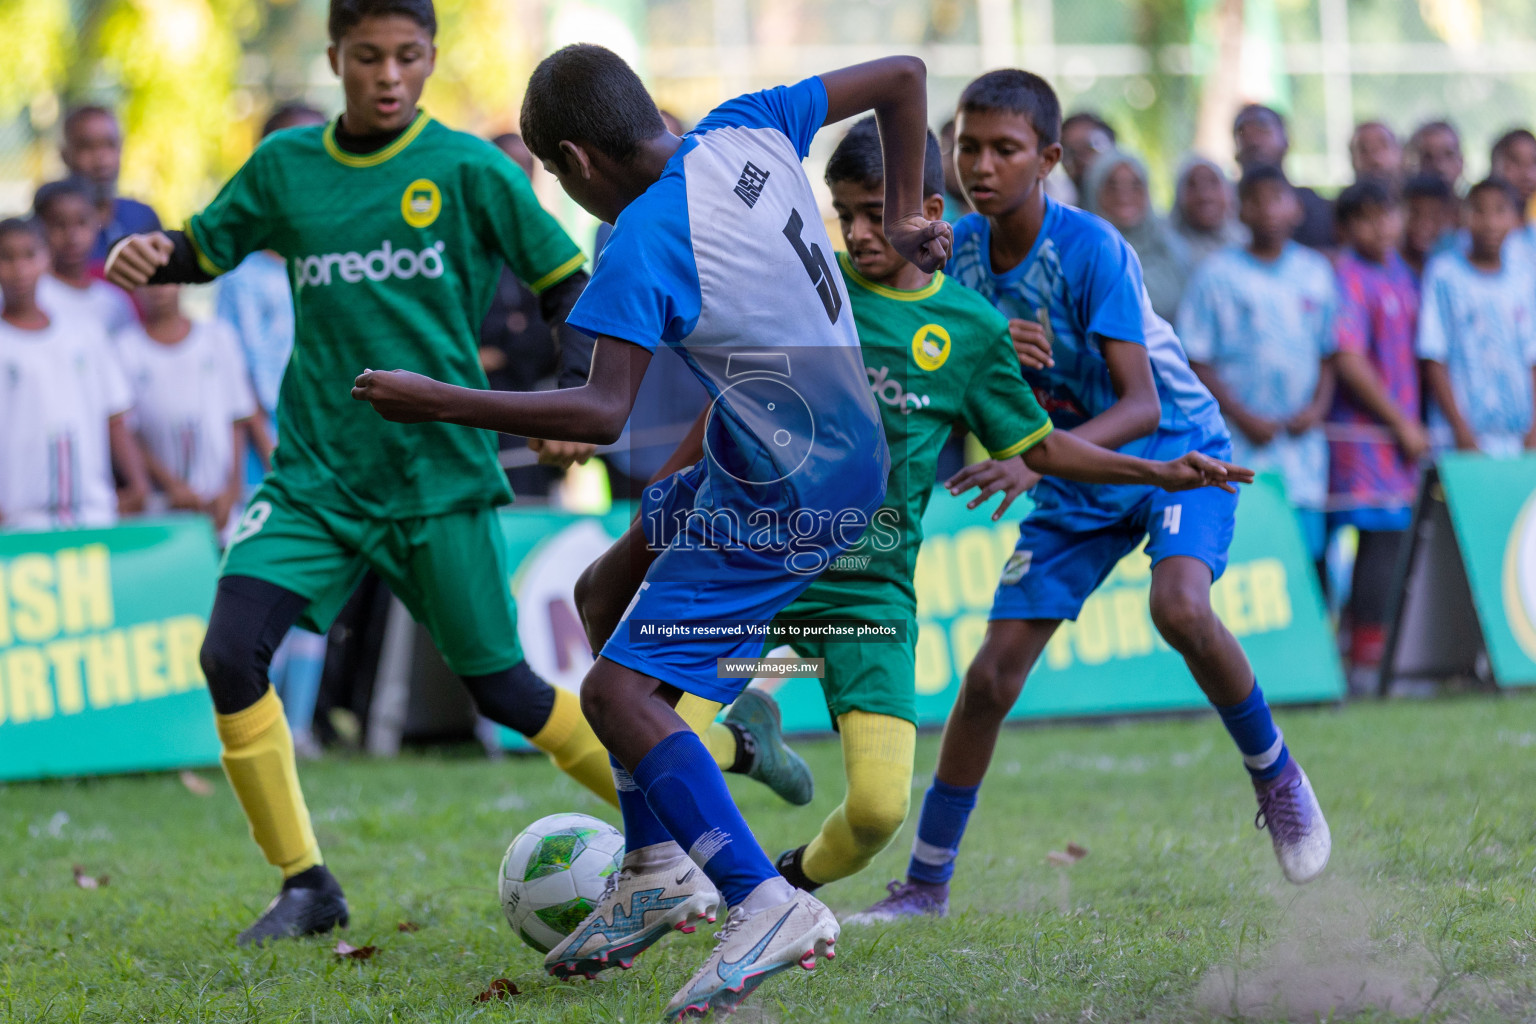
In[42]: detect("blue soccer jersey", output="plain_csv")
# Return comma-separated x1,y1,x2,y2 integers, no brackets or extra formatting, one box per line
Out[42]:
566,77,890,701
948,199,1229,529
1416,249,1536,455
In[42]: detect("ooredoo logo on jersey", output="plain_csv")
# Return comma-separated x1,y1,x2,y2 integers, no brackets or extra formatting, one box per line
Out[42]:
292,240,446,288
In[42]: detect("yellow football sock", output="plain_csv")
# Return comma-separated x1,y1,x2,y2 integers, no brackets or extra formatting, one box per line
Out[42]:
529,686,618,808
675,693,725,737
701,723,738,770
801,710,916,885
216,689,322,879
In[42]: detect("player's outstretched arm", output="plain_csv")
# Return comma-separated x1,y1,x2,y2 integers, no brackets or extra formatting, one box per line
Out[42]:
949,436,1252,519
351,335,652,445
819,57,951,273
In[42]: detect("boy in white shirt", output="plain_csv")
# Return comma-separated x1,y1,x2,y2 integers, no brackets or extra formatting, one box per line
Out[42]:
33,179,138,336
0,217,147,529
116,283,257,536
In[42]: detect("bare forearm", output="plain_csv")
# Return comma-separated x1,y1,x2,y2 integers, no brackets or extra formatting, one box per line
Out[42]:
109,418,150,495
1335,352,1409,430
649,406,709,485
1308,359,1337,417
424,382,626,444
1065,398,1162,452
1191,361,1253,424
1023,430,1161,486
1423,361,1471,436
820,56,929,223
225,424,247,500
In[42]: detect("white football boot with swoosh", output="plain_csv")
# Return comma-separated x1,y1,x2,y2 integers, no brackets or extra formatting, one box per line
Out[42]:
545,841,720,980
663,883,839,1020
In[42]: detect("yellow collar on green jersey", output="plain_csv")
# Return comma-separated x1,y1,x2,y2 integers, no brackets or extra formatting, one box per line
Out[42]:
837,251,945,302
323,110,433,168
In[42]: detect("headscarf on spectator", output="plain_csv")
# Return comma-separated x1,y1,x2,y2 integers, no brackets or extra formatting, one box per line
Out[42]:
1083,149,1192,324
1170,155,1249,268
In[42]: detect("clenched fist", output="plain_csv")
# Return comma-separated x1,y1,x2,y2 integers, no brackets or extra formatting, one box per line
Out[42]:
351,369,447,423
105,232,176,290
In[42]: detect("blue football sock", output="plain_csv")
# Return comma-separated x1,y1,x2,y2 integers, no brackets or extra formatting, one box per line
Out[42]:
611,753,673,851
632,730,776,907
1215,682,1290,781
907,778,979,885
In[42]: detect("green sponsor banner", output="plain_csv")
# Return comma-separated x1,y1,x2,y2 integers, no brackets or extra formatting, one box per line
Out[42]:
1437,453,1536,687
501,475,1343,737
0,518,221,782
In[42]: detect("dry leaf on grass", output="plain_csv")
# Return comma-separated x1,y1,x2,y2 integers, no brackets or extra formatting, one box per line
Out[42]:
179,771,214,796
72,865,109,889
397,921,420,933
474,979,519,1002
333,940,378,960
1046,842,1089,866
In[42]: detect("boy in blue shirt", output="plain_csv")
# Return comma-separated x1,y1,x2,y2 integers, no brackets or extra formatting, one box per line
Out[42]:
1180,165,1339,563
354,45,948,1018
853,70,1332,924
1417,178,1536,456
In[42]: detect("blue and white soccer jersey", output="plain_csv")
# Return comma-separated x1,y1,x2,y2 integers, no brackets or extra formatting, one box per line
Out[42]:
566,78,889,703
1416,250,1536,456
1178,242,1338,518
947,200,1234,620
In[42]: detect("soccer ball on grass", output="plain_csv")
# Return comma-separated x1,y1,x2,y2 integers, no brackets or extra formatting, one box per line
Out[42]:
499,812,625,953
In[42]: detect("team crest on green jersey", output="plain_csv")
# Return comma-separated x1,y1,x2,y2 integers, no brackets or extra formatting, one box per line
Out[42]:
912,323,950,371
401,178,441,228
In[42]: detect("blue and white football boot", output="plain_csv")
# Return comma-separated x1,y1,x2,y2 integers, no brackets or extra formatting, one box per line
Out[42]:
663,882,839,1019
545,841,720,980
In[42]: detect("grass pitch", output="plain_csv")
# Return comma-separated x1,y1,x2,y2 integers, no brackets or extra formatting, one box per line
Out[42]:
4,695,1536,1023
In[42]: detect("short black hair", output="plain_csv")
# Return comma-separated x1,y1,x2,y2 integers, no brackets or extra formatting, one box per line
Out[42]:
1409,120,1458,145
1492,128,1536,165
1403,172,1454,204
328,0,435,43
33,178,94,220
958,69,1061,148
1234,103,1286,137
1468,176,1520,210
1237,163,1291,202
1335,178,1394,226
520,44,666,170
825,117,945,200
1063,111,1116,144
62,105,116,140
263,102,326,138
0,217,41,244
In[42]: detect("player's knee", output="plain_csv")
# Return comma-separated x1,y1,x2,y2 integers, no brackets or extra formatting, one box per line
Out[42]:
199,620,267,715
843,783,910,851
461,662,556,737
1150,586,1218,654
573,562,600,625
959,654,1025,721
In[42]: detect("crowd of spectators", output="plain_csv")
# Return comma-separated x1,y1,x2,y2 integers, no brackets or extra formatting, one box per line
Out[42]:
5,98,1536,700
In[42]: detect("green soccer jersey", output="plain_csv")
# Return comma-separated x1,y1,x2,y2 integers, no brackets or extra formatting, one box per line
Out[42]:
793,253,1053,608
188,111,586,519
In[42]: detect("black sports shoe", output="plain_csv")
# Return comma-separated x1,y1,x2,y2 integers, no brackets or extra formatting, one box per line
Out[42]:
237,865,350,947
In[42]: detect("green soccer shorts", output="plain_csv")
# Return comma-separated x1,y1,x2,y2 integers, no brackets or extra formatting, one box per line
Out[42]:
220,477,522,676
773,595,918,726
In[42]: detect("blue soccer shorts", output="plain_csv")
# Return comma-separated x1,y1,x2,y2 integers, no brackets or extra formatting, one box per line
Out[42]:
600,459,873,704
989,475,1239,622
